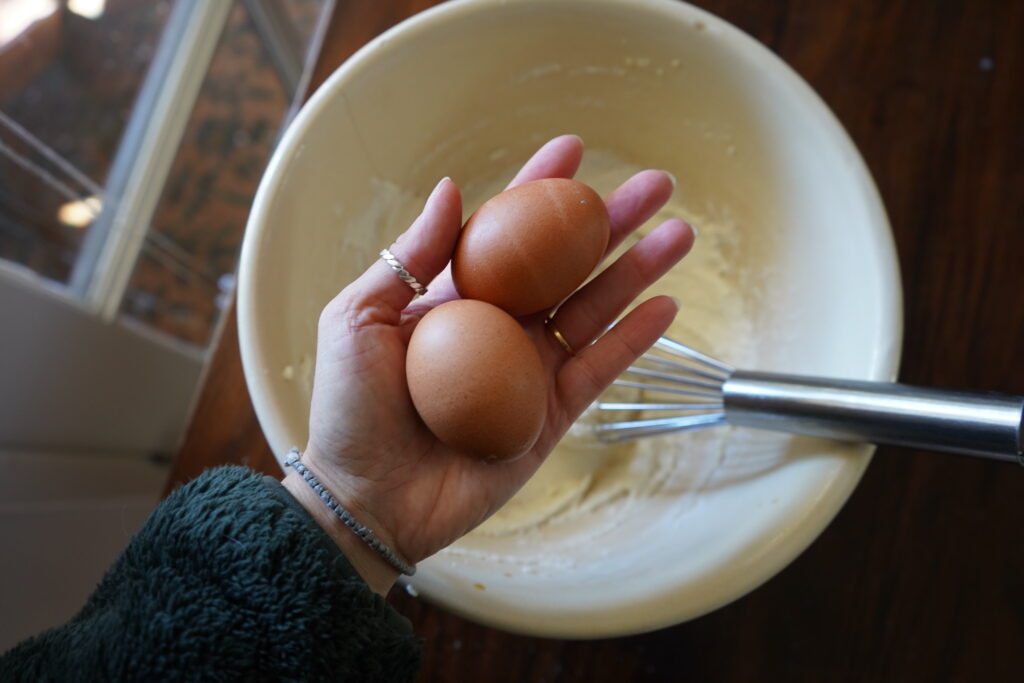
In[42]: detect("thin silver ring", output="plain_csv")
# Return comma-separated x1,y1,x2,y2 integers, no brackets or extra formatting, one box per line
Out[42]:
379,248,427,296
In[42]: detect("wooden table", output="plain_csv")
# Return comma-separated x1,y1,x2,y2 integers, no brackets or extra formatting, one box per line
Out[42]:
170,1,1024,680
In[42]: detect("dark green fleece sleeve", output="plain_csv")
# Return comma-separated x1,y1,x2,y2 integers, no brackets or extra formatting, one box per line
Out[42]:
0,466,421,682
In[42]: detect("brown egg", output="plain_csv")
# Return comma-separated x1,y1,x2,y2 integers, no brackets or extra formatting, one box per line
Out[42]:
406,299,547,460
452,178,610,317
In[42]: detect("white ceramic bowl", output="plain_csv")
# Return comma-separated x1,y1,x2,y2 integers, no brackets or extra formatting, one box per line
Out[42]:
239,0,901,637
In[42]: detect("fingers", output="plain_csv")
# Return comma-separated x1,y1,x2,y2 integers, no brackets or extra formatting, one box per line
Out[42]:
556,295,680,419
335,178,462,324
408,135,586,313
507,144,675,256
505,134,584,189
342,136,673,332
603,170,676,254
546,218,694,354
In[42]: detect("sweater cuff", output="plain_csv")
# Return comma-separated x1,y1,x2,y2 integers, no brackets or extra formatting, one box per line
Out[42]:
260,475,415,636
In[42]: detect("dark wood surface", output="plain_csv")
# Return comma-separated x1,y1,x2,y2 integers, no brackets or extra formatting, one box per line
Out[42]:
170,1,1024,680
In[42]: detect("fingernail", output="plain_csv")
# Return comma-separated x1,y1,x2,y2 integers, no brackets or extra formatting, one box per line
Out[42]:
670,296,682,311
662,170,677,188
428,176,451,202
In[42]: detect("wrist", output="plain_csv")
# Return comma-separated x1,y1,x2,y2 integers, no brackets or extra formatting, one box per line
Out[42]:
300,443,413,559
282,467,400,596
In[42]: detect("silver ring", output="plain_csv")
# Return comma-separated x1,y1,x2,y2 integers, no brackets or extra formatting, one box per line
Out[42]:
379,248,427,296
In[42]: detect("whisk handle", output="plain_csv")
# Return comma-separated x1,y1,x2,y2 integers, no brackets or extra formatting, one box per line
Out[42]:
722,371,1024,464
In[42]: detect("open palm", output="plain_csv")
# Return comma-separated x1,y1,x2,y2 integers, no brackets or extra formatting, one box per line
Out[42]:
301,135,694,577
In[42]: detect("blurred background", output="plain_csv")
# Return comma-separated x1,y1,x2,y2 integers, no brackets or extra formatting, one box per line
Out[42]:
0,0,334,649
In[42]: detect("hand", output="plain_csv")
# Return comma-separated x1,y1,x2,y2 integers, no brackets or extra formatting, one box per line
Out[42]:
283,135,694,593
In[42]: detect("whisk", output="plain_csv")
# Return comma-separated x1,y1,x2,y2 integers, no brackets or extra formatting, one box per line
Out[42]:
595,337,1024,465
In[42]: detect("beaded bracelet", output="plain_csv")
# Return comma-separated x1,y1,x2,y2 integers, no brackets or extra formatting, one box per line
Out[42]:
285,449,416,576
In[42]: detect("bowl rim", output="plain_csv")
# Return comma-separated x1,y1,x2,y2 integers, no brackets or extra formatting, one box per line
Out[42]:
238,0,904,638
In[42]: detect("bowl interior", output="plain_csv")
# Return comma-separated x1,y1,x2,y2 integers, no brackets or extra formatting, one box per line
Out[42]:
239,0,901,637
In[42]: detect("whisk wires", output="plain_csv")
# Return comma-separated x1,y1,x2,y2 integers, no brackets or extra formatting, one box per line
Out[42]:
595,337,734,442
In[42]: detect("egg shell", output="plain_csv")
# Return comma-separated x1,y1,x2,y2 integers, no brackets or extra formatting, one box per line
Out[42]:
406,299,547,460
452,178,610,317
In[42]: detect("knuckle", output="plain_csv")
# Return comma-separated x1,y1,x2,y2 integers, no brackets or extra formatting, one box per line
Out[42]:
317,297,342,332
605,324,642,360
624,248,654,286
573,304,604,344
576,356,605,393
319,289,389,336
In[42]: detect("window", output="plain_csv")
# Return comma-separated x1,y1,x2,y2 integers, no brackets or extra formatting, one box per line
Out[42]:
0,0,332,349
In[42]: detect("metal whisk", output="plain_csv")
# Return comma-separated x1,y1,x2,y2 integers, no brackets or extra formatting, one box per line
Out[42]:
595,337,1024,465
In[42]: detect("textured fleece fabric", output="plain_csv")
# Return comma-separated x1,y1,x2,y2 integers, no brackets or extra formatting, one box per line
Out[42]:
0,466,421,682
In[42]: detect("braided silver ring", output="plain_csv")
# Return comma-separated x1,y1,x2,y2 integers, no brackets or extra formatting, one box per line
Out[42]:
379,248,427,296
